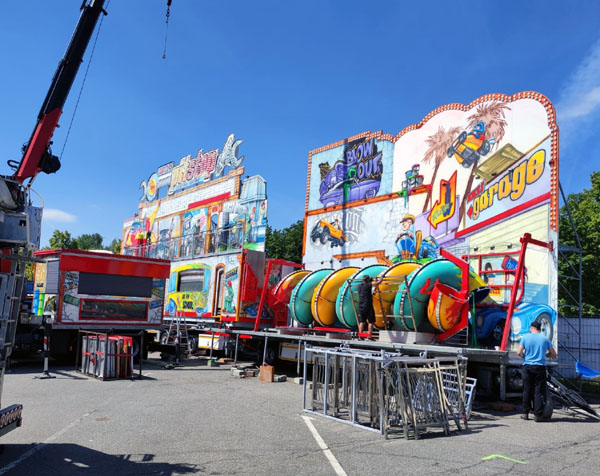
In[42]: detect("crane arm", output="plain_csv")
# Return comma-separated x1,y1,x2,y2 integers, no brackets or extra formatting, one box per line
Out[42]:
13,0,106,184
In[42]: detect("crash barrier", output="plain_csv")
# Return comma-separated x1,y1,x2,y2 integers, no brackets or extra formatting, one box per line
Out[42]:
302,345,474,439
77,330,144,380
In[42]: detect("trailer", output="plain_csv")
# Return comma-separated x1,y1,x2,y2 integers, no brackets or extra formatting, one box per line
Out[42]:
189,91,562,399
270,90,560,399
118,91,564,399
26,249,170,359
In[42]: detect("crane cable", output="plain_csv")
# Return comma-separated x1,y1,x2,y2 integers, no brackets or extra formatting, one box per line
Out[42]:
162,0,172,59
58,0,110,162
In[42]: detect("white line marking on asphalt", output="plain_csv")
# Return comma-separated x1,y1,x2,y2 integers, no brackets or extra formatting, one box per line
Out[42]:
302,415,348,476
0,411,93,475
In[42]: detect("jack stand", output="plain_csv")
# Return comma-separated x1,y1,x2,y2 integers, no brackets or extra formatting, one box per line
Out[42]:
36,331,55,380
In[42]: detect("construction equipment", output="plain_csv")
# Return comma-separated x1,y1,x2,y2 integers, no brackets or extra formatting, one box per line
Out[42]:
0,0,107,436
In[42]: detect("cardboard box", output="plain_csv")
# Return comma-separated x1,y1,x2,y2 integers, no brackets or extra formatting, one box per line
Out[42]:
259,365,274,382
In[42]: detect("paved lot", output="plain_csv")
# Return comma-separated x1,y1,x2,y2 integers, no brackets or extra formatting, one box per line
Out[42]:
0,355,599,475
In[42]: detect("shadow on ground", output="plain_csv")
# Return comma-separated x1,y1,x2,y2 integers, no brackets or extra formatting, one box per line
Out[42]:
0,443,198,476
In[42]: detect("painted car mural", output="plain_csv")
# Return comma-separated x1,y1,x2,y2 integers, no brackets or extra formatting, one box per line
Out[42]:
310,219,347,248
474,303,557,346
447,121,495,168
318,137,383,207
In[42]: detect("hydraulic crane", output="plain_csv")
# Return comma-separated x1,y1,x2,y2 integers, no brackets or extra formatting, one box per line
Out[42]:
0,0,107,437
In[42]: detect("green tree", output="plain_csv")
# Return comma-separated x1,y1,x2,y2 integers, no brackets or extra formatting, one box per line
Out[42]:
266,220,304,264
48,229,78,249
76,233,104,250
559,171,600,316
106,238,122,254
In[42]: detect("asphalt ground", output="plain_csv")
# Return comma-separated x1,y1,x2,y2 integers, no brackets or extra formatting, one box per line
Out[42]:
0,354,599,476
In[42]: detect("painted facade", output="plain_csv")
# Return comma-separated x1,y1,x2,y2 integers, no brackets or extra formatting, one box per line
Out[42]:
122,134,268,323
303,92,558,351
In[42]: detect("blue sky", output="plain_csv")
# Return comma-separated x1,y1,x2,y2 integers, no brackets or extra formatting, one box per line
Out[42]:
1,0,599,247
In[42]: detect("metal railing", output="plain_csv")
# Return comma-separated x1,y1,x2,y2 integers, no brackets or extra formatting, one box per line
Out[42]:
122,224,266,260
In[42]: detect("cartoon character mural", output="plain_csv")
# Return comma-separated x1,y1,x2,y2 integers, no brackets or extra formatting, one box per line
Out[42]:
318,137,385,208
123,204,159,256
258,200,267,227
395,214,416,259
166,263,212,317
243,199,267,251
223,280,235,313
304,92,558,352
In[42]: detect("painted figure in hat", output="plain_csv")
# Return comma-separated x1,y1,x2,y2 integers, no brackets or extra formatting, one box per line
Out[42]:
396,214,416,259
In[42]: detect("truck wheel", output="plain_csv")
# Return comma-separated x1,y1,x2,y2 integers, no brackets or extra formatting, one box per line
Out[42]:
259,342,277,366
160,331,170,345
320,228,329,244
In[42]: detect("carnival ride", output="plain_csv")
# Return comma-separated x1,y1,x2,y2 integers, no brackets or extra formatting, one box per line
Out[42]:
270,236,557,349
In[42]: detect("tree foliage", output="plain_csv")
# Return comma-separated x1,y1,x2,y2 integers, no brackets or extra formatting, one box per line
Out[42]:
48,230,78,249
107,238,122,254
46,229,121,253
265,220,304,264
559,171,600,316
76,233,104,250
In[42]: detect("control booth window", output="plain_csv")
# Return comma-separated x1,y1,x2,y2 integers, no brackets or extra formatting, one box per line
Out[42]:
80,299,148,320
78,272,153,298
178,269,205,293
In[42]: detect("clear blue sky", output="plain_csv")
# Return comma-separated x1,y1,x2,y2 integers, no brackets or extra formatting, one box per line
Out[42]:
1,0,599,247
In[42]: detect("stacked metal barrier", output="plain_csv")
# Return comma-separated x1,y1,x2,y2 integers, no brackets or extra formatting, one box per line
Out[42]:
303,345,473,439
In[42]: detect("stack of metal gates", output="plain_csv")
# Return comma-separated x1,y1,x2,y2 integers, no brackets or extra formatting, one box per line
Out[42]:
303,345,473,439
79,332,134,380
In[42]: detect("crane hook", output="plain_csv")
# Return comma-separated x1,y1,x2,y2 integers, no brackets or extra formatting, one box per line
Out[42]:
162,0,172,59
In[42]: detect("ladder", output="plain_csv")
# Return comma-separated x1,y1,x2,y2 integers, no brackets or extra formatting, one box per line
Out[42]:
165,311,191,355
0,257,26,409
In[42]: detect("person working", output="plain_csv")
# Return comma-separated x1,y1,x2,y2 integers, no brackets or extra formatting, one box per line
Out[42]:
357,275,382,339
517,320,557,422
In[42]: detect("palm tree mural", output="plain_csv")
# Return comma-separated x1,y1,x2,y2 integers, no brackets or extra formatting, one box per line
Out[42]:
422,126,461,213
458,101,510,223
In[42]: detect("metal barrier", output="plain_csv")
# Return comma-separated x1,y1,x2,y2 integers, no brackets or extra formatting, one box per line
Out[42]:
76,330,145,380
303,345,473,439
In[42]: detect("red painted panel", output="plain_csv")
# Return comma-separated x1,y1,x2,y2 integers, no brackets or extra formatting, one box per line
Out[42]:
456,193,550,239
58,253,170,278
187,192,231,210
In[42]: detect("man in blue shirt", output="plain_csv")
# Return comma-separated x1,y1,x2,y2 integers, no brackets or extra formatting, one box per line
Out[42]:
517,320,557,422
